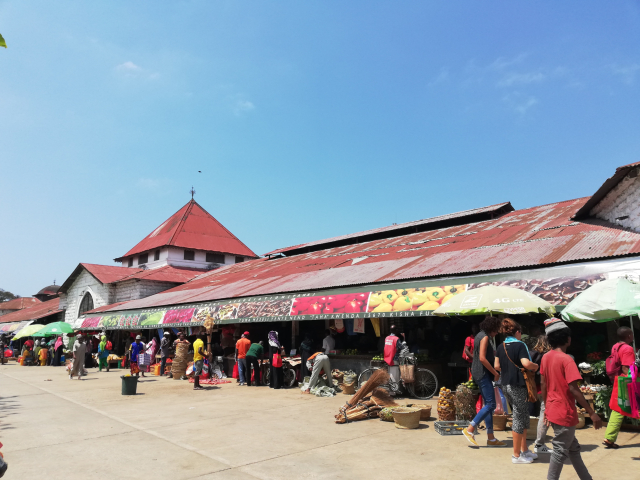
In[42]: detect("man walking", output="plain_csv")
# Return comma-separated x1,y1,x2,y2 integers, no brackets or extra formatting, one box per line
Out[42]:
235,331,251,386
160,331,171,377
129,335,146,377
193,333,206,390
245,340,264,386
70,334,86,380
603,326,636,448
541,318,602,480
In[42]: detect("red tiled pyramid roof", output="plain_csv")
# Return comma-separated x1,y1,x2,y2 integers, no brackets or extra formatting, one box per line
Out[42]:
114,200,257,261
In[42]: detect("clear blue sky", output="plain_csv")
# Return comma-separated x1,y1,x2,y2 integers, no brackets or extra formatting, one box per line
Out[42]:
1,2,639,296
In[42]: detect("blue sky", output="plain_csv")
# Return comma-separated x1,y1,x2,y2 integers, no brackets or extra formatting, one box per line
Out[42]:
1,1,639,296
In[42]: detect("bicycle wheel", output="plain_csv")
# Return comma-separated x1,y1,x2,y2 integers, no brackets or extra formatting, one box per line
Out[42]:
284,368,297,388
262,368,270,386
407,368,438,400
357,367,378,390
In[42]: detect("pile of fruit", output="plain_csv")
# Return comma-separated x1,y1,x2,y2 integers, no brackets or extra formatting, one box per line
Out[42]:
343,349,360,356
455,384,476,421
580,384,605,393
416,354,430,364
461,378,478,390
577,407,588,415
372,354,384,361
437,387,456,421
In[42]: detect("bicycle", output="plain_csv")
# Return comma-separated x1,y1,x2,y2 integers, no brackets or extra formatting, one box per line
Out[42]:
262,358,298,388
357,355,438,400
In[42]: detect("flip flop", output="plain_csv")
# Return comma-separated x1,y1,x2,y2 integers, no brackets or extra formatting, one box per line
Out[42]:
602,441,619,449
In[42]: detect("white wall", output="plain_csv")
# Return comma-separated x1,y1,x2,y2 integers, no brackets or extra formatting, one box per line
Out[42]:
590,167,640,232
119,247,250,270
114,279,180,303
62,269,115,325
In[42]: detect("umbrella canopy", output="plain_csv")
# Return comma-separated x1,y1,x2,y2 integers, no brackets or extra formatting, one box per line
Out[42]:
12,324,45,340
561,277,640,323
433,285,556,317
32,321,75,337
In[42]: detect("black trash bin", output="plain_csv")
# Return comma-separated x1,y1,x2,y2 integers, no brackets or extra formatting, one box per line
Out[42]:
121,375,138,395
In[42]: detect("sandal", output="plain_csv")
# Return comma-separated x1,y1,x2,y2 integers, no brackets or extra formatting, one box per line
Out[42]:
602,440,619,449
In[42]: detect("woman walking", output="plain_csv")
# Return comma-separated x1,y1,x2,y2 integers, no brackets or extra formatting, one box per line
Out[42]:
531,335,552,454
495,318,539,464
462,316,506,447
98,335,110,372
268,331,285,389
53,336,63,366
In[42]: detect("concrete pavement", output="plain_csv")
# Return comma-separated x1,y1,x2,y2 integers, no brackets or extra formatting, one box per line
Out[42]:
1,363,639,479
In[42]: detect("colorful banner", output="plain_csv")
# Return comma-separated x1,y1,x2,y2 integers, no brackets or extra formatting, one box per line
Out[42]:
73,260,640,331
0,320,32,333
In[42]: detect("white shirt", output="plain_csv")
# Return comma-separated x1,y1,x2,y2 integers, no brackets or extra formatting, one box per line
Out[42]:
322,335,335,353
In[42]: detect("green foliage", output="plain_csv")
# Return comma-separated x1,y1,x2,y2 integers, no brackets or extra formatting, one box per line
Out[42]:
0,289,18,303
594,387,613,419
591,360,607,379
0,34,6,48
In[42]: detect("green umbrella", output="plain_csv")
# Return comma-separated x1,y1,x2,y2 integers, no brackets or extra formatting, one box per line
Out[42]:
561,277,640,323
32,321,75,337
433,285,556,317
12,324,45,340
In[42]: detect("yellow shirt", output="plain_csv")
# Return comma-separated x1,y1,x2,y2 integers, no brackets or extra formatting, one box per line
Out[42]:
193,339,204,362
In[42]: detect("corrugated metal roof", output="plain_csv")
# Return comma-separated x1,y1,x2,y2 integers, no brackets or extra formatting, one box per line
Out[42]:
0,297,41,311
114,200,258,261
112,265,205,284
0,298,62,324
264,202,514,256
95,196,640,313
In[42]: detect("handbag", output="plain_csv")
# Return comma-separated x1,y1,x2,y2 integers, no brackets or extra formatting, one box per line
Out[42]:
503,343,537,402
272,353,282,368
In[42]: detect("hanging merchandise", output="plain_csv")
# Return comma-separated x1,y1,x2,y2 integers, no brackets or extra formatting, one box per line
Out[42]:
353,318,365,334
370,318,380,337
334,319,345,333
345,318,356,336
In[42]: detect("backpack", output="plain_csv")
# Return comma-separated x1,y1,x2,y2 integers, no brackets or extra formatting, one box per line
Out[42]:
606,343,623,383
106,341,112,351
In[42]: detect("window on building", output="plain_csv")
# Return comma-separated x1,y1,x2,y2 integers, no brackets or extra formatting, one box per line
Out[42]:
78,292,94,315
127,258,133,267
184,250,195,261
235,256,244,264
206,252,225,264
154,250,160,261
139,253,148,265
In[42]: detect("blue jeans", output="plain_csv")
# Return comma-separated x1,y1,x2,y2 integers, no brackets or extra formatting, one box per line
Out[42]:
470,373,496,434
237,358,247,383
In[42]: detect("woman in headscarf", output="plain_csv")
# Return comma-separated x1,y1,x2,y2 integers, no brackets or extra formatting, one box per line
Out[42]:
98,335,110,372
299,333,314,379
268,331,285,389
33,340,42,366
53,336,63,367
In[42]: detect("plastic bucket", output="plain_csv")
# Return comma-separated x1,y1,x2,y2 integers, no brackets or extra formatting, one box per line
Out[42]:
153,364,161,376
121,375,139,395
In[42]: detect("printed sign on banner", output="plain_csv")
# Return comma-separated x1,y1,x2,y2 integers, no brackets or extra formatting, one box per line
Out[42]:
354,318,365,334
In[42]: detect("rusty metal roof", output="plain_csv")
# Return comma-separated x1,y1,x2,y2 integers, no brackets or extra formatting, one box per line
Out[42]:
0,298,62,324
114,200,258,261
264,202,514,256
95,196,640,313
0,297,41,311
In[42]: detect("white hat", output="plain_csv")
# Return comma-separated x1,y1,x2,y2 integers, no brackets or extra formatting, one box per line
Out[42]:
163,331,170,336
136,335,142,340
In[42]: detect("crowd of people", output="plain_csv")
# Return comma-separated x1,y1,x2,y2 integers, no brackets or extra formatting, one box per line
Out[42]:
457,315,639,480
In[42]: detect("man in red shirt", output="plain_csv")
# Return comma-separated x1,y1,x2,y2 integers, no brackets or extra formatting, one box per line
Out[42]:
235,332,252,386
541,318,602,480
604,326,636,448
463,323,478,380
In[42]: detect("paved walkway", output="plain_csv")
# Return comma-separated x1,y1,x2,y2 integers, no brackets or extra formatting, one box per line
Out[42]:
1,364,639,479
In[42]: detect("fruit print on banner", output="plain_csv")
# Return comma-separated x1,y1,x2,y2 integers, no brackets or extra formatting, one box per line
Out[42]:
162,308,196,325
289,293,370,316
139,311,166,326
81,316,102,328
367,286,467,313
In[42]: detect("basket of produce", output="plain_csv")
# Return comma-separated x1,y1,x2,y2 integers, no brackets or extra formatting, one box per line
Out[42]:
371,355,385,367
406,403,432,421
455,384,476,421
435,420,470,436
493,414,508,431
332,370,344,383
392,407,422,429
379,407,401,422
576,407,588,429
437,387,456,421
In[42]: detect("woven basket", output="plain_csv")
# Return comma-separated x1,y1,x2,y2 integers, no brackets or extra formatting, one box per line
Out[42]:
526,417,539,439
400,364,415,383
379,407,401,422
493,414,508,431
576,415,586,429
392,407,422,429
341,382,356,395
406,404,432,421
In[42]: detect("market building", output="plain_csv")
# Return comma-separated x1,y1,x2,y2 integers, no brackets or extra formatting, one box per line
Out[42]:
0,297,41,316
66,162,640,382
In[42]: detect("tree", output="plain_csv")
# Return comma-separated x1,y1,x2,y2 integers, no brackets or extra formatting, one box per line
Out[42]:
0,34,6,48
0,289,18,302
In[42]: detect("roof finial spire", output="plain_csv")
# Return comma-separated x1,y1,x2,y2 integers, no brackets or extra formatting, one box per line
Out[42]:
190,186,196,200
